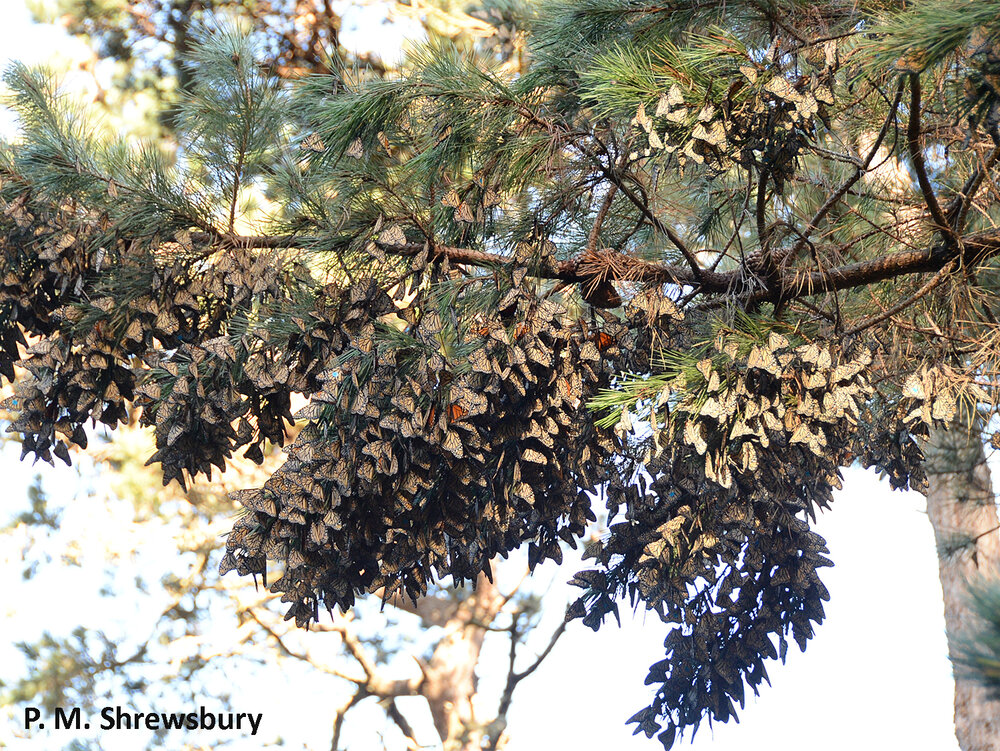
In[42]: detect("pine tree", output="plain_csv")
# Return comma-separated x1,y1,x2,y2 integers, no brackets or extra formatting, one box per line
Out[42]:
4,2,1000,747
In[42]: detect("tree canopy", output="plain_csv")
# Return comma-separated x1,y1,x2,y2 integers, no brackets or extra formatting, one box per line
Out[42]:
4,0,1000,746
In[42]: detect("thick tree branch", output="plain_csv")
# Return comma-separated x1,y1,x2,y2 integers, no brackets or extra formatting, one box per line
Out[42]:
191,226,1000,307
841,258,957,336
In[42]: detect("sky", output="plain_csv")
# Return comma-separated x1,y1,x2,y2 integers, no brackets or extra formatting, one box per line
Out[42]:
0,2,970,750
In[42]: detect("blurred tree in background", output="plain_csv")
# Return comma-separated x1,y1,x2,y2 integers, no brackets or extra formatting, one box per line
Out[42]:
3,1,1000,750
1,423,567,750
26,0,524,133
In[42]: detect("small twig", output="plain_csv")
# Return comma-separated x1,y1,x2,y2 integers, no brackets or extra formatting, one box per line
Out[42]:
496,566,531,611
789,77,905,259
329,614,379,678
906,73,952,241
330,689,368,751
491,618,568,738
244,608,365,682
594,161,705,281
711,174,754,272
843,258,957,336
511,620,567,683
383,700,422,751
585,183,620,255
951,136,1000,234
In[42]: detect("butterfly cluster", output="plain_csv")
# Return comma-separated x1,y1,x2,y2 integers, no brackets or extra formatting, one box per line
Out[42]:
634,41,838,191
220,284,615,625
132,275,393,487
0,185,978,750
569,337,882,744
855,364,971,491
0,205,138,462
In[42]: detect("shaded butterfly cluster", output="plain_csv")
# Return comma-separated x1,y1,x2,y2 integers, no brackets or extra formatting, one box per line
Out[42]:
131,274,390,486
634,43,839,194
0,185,372,483
220,285,615,625
569,338,878,746
0,200,139,461
855,365,965,491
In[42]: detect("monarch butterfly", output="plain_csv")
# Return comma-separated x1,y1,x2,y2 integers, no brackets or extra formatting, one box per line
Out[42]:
155,310,180,335
300,133,326,154
379,224,406,247
522,448,548,465
579,341,600,362
448,404,467,421
594,331,615,350
931,392,957,422
441,430,464,458
803,371,827,389
280,508,307,525
323,509,343,530
514,482,535,505
377,130,393,156
789,423,826,454
468,348,491,374
420,311,444,336
768,332,790,351
454,201,475,223
309,522,327,546
747,345,780,376
346,137,364,159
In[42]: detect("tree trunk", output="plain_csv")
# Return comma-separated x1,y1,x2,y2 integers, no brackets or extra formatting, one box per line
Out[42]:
420,573,505,751
924,422,1000,751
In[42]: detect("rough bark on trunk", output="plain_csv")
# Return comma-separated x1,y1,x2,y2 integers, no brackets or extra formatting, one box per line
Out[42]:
924,423,1000,751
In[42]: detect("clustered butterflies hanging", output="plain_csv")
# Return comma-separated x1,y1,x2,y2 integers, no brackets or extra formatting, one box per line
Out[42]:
0,205,138,463
220,283,617,625
133,276,395,486
567,325,982,745
570,337,891,745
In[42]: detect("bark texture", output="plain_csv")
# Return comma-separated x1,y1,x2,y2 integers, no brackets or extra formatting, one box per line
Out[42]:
924,423,1000,751
420,574,505,751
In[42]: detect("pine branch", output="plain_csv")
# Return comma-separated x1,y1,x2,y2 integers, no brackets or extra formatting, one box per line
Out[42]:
951,133,1000,234
842,258,958,336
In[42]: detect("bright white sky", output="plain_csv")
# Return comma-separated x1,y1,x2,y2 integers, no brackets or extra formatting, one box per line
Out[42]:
0,2,966,749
